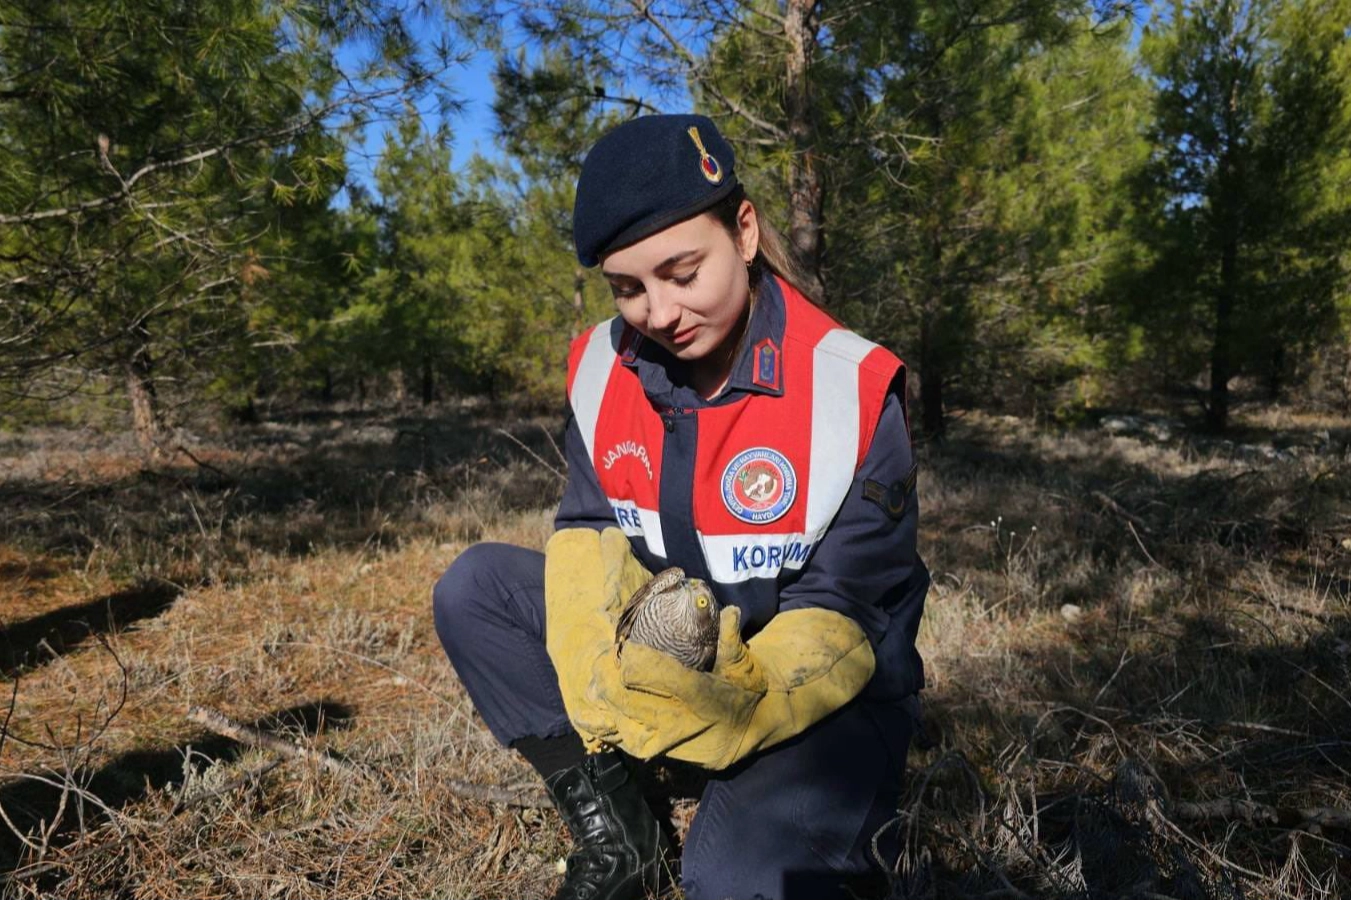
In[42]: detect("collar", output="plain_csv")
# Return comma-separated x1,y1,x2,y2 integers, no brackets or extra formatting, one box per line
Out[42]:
620,274,788,408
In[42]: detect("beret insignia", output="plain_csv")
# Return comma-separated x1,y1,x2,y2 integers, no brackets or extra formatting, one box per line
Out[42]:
686,126,724,185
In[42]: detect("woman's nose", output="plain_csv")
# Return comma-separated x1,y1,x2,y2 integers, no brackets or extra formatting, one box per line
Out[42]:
646,287,682,333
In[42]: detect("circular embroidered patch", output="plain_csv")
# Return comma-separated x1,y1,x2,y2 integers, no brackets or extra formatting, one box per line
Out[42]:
721,447,797,524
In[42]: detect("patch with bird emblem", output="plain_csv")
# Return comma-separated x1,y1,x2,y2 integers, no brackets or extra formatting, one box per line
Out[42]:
721,447,796,525
861,463,917,520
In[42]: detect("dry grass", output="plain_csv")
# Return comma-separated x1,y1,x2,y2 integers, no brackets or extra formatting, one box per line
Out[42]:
1,400,1349,898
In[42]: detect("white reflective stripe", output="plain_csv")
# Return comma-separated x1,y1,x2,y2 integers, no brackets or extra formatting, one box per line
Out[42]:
569,318,620,462
637,507,667,559
698,529,827,584
806,329,876,534
607,498,667,560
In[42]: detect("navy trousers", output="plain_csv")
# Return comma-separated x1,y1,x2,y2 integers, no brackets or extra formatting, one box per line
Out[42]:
432,542,912,899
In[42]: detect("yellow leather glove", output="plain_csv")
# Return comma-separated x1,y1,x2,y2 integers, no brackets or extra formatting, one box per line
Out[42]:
544,527,653,751
587,604,876,770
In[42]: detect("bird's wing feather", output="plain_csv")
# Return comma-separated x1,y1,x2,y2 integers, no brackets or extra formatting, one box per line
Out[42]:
615,566,685,649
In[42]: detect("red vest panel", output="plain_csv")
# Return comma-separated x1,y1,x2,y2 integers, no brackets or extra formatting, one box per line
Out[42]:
567,278,903,584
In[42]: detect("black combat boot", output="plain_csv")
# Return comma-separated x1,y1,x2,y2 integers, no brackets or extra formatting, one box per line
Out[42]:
544,750,673,899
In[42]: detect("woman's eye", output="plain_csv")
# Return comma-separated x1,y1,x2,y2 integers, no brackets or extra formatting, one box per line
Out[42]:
674,269,699,287
610,283,642,299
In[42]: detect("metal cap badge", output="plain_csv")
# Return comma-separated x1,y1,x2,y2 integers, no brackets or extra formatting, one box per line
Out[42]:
687,126,724,184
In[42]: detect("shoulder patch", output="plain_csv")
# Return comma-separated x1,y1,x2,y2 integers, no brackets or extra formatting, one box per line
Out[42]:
751,338,781,391
861,463,918,520
619,327,643,364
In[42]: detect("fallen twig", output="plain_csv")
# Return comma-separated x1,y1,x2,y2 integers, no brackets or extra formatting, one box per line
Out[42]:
186,705,367,778
495,428,564,481
1158,811,1270,883
1126,521,1162,568
1220,720,1313,739
1173,798,1351,832
173,442,233,481
446,778,550,809
171,757,286,814
1091,490,1153,534
4,843,106,884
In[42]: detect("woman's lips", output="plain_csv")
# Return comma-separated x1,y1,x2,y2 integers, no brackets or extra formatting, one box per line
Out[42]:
672,325,699,344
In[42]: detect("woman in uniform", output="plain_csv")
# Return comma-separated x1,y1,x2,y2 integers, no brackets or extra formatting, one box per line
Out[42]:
432,113,929,900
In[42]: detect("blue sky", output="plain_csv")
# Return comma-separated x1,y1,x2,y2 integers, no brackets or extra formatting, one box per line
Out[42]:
336,39,502,202
334,4,695,204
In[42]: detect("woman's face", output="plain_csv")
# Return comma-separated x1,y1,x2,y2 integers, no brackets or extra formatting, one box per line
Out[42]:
601,200,760,369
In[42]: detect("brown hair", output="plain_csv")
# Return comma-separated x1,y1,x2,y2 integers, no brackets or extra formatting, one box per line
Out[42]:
708,185,817,305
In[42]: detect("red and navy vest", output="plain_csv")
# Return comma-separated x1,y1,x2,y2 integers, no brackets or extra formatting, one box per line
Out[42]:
566,279,904,613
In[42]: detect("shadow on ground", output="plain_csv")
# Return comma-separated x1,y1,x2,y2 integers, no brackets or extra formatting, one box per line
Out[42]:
0,405,569,582
886,419,1351,896
0,699,355,885
0,580,182,677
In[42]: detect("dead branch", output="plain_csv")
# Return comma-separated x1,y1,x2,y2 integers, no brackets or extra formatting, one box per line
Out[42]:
0,678,16,758
171,442,234,482
0,79,434,226
1091,490,1153,534
1173,798,1279,826
170,757,285,815
1173,798,1351,832
445,779,550,809
186,705,366,778
3,843,106,883
495,428,564,481
1127,520,1162,568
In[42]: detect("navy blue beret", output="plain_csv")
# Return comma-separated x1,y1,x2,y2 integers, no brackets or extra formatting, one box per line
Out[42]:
573,114,739,268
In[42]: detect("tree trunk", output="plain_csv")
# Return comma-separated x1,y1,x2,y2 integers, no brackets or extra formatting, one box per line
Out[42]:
320,368,334,404
919,313,945,438
1207,236,1236,433
783,0,825,302
572,267,589,341
1341,349,1351,415
919,221,947,437
125,331,165,461
1208,70,1243,434
235,395,259,424
1266,344,1284,401
421,354,434,405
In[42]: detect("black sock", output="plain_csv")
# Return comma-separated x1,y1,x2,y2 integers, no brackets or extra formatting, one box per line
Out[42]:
513,731,588,780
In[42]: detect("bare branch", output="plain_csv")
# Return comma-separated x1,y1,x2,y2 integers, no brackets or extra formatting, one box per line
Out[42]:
444,779,550,808
627,0,788,141
1,76,434,226
187,705,370,779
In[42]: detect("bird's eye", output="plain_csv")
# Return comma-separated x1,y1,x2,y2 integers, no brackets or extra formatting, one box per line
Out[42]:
696,595,709,608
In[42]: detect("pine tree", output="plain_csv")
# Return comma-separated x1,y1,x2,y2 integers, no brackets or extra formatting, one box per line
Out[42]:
0,0,461,452
1127,0,1351,430
813,1,1146,434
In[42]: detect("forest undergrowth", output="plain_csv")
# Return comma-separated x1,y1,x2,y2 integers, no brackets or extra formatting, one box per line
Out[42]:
1,398,1349,898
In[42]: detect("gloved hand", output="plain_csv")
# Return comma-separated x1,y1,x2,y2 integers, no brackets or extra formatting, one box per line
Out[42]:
587,604,876,769
544,527,653,751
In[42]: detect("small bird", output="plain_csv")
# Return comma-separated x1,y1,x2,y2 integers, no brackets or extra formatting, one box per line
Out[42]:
615,567,721,671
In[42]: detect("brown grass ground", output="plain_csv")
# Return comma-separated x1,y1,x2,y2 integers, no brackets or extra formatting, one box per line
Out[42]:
1,399,1349,898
